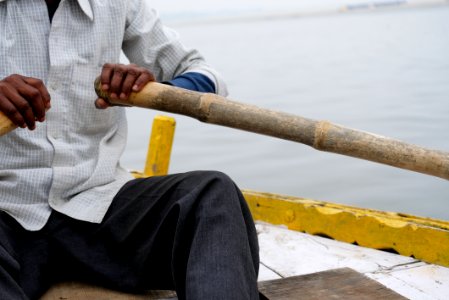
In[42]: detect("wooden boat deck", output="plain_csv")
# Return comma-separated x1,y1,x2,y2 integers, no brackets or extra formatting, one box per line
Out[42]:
257,222,449,300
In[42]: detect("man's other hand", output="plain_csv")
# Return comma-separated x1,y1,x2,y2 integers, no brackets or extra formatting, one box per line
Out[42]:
0,74,51,130
95,63,155,109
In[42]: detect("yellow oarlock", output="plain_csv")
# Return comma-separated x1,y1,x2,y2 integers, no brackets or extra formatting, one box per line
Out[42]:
132,115,176,178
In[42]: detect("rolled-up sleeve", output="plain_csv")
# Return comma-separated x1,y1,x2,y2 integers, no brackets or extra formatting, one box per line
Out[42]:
122,0,228,96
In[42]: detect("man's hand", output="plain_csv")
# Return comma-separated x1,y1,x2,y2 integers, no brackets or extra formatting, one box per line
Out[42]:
0,74,51,130
95,63,155,109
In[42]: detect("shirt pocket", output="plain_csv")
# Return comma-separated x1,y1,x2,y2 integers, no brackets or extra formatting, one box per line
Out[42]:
69,64,119,135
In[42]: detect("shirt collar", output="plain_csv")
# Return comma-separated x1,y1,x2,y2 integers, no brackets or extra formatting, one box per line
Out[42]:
77,0,94,21
0,0,93,21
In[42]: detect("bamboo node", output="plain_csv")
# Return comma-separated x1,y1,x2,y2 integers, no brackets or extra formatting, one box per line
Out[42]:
197,94,215,122
314,121,332,150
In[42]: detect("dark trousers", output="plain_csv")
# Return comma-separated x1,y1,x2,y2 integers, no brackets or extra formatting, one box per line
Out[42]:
0,171,260,300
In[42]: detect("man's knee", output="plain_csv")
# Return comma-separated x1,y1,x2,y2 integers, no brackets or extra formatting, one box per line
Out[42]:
181,170,251,220
186,170,235,186
184,171,241,200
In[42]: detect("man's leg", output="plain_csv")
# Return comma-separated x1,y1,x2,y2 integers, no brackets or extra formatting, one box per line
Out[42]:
172,171,260,299
0,213,29,300
44,171,259,299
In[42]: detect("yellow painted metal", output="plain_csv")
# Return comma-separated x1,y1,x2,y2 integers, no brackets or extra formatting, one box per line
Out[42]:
144,115,176,176
132,115,176,178
135,115,449,268
243,189,449,267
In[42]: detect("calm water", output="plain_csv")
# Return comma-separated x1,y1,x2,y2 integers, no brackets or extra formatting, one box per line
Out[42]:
122,3,449,220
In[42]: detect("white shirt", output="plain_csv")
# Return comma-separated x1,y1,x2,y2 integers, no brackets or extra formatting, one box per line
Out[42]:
0,0,227,230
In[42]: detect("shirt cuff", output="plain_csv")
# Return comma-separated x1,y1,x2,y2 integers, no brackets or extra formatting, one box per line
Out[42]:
164,72,216,93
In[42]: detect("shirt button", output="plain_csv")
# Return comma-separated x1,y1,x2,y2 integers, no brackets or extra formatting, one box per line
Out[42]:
49,133,59,140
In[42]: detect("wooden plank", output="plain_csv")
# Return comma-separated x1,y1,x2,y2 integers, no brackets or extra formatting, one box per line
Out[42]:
258,268,406,300
257,222,417,277
259,263,283,281
40,282,176,300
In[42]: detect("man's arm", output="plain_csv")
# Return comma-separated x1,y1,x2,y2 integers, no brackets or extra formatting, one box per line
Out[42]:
95,0,225,109
121,0,228,96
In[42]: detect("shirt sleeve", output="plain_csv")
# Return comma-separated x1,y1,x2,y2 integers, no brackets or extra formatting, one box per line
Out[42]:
165,72,216,93
122,0,228,96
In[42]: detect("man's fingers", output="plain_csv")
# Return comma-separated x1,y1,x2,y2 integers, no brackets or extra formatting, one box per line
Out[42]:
17,102,36,130
100,63,114,91
94,98,130,109
95,98,110,109
133,71,155,92
109,64,127,98
17,81,46,122
4,88,36,130
120,70,139,99
0,74,51,130
0,94,27,128
99,63,155,104
25,77,51,109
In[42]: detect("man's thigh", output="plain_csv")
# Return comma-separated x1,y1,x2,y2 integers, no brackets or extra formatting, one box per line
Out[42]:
45,172,213,293
18,171,257,299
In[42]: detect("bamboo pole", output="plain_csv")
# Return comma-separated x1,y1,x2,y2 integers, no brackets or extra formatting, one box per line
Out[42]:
1,80,447,180
0,111,17,136
95,78,449,181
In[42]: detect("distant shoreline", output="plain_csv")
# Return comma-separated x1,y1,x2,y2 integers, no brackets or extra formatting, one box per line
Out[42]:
159,0,449,26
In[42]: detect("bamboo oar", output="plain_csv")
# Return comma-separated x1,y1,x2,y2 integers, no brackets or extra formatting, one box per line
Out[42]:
1,80,448,181
0,111,17,136
95,78,449,181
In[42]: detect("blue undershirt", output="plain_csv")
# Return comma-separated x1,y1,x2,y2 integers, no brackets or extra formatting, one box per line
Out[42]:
165,72,216,93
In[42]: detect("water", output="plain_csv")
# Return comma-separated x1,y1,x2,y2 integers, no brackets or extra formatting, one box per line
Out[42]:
122,2,449,220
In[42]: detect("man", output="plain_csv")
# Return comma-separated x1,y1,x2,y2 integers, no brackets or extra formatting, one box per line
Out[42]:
0,0,259,299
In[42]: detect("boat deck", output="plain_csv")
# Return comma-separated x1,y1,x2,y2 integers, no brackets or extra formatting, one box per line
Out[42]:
257,222,449,300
